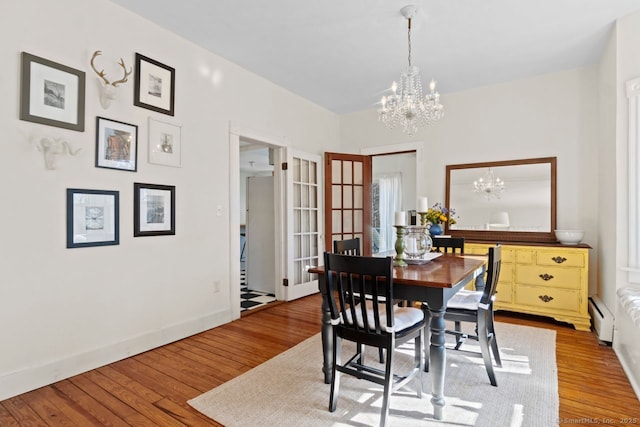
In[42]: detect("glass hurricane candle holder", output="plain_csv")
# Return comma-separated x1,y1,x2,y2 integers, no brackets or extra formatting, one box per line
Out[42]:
403,226,432,259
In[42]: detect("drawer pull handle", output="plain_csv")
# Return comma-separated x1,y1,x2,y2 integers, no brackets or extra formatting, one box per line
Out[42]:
551,256,567,264
539,273,554,281
538,294,554,303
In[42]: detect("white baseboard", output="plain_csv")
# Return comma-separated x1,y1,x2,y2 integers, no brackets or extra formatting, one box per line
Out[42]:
0,309,230,401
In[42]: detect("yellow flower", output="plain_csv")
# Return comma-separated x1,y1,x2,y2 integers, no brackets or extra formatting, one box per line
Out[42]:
439,214,447,222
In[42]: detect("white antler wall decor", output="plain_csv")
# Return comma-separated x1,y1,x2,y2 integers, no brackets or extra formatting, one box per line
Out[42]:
37,137,82,170
90,50,132,109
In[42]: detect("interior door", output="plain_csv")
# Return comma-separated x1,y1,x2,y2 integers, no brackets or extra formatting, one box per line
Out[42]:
324,153,372,256
246,176,275,293
283,149,322,301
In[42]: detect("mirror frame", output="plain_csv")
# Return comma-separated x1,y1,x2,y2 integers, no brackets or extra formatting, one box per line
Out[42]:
445,157,557,243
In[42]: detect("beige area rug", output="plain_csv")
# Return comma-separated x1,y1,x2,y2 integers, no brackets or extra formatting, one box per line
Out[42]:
188,322,558,427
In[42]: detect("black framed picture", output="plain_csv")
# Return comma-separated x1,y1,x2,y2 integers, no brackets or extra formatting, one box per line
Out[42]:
133,53,175,116
134,183,176,236
95,117,138,172
67,188,119,248
20,52,86,131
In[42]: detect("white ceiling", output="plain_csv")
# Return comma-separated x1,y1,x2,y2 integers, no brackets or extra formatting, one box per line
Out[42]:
110,0,639,115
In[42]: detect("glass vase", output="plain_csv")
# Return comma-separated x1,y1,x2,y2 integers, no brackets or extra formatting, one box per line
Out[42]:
403,226,432,259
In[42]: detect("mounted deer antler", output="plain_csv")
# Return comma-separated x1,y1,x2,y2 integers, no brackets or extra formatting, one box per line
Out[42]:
90,50,132,108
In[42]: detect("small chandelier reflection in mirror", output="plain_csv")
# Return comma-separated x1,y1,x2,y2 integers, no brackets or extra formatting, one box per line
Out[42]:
378,5,444,136
473,168,505,200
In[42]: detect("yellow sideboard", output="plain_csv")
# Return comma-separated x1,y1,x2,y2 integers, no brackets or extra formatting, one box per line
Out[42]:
465,242,590,331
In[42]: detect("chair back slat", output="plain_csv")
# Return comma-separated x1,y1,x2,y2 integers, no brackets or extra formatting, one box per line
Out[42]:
481,244,502,305
333,238,361,256
324,252,394,335
432,236,465,254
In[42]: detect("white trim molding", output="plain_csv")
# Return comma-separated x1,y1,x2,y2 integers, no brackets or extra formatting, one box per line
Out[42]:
626,77,640,284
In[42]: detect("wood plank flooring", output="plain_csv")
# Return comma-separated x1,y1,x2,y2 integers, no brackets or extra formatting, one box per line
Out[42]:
2,293,639,426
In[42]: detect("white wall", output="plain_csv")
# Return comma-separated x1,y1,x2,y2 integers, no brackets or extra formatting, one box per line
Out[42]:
0,0,339,399
598,22,619,310
341,67,600,292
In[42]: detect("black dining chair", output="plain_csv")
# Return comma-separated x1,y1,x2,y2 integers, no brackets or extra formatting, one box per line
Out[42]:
444,244,503,386
333,237,385,363
323,252,425,426
333,237,361,256
431,236,465,254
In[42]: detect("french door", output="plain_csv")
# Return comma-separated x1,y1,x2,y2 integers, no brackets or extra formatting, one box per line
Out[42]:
283,149,322,300
324,153,372,256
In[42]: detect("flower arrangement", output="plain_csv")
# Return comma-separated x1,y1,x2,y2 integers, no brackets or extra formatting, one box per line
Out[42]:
426,202,457,225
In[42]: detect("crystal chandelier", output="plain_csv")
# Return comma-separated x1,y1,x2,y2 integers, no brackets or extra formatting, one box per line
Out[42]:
378,5,444,136
473,168,505,200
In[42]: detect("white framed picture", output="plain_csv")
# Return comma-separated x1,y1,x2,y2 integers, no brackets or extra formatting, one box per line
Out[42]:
148,117,181,167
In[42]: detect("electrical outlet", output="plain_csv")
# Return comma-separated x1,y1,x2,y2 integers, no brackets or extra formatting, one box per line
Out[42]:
213,280,221,293
216,205,223,216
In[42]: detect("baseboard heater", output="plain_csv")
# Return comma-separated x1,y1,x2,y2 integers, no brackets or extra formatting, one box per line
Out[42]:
588,296,614,343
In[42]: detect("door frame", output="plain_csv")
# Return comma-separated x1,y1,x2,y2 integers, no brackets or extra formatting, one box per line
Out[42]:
229,122,287,320
361,142,423,254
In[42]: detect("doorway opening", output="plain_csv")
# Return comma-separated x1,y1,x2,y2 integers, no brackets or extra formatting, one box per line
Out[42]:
239,139,277,313
372,152,417,254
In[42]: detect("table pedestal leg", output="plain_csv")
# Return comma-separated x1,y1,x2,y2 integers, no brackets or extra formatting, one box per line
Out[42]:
429,307,447,420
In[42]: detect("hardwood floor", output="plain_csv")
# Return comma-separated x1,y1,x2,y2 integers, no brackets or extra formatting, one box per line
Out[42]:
2,293,639,426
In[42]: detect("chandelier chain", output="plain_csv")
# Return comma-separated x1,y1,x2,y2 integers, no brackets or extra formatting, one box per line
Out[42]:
407,18,412,67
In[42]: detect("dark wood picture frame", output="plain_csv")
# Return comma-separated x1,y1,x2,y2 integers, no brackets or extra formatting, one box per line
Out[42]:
67,188,119,248
133,53,175,116
95,116,138,172
134,183,176,237
20,52,86,131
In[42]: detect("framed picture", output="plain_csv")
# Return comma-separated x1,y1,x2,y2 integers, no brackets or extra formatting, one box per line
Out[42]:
95,117,138,172
134,183,176,237
149,117,181,167
134,53,175,116
67,189,119,248
20,52,86,131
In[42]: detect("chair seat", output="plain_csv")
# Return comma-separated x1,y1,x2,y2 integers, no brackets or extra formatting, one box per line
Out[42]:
342,300,424,333
447,289,482,310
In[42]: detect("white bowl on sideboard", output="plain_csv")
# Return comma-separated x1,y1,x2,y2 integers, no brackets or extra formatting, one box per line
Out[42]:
554,230,584,245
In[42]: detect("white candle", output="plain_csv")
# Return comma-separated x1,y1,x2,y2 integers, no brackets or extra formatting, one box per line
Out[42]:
394,211,406,226
418,196,429,212
408,237,417,253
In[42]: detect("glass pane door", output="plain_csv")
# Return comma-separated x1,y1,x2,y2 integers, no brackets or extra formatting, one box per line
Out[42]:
286,150,322,300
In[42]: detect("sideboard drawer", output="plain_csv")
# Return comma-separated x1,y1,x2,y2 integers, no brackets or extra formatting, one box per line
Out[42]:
515,264,582,289
535,250,585,268
515,250,534,264
514,284,581,312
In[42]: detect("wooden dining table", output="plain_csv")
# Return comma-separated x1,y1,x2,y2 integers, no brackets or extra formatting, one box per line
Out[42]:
308,252,487,421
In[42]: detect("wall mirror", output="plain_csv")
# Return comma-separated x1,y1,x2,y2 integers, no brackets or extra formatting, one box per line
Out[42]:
445,157,556,242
